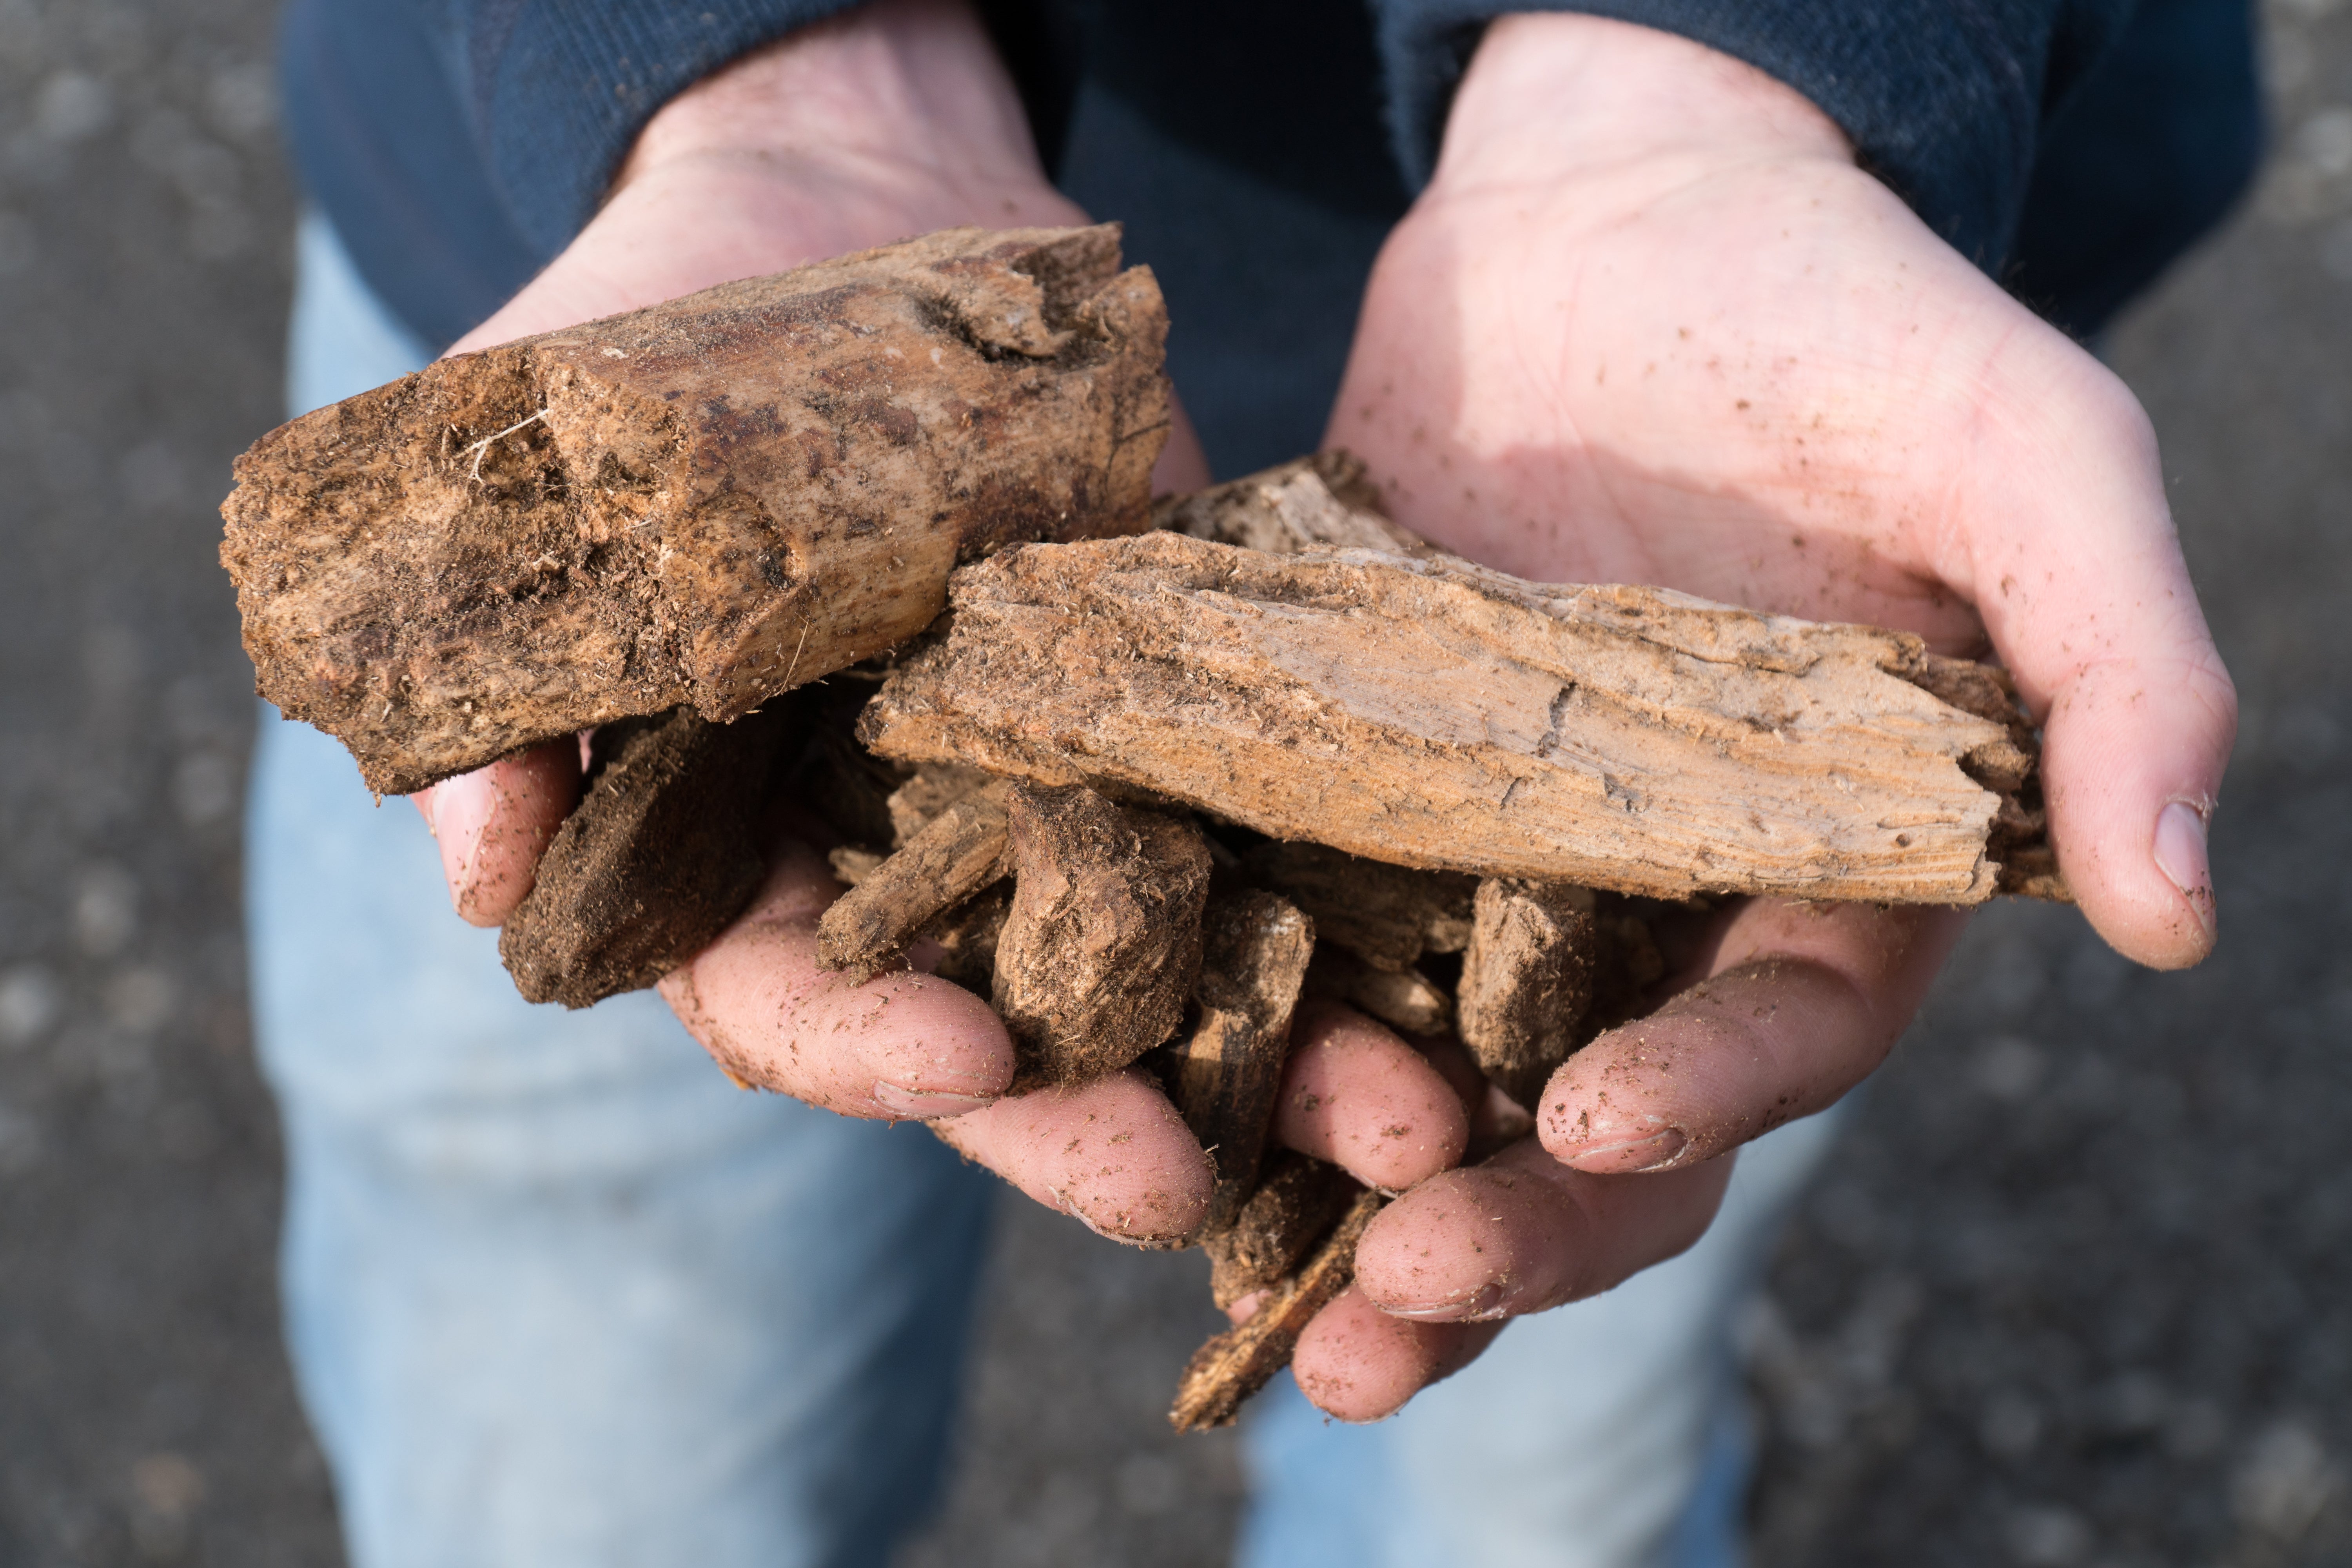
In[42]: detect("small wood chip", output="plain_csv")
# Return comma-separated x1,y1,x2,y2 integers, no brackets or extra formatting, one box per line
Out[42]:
815,782,1013,981
500,705,791,1008
887,762,999,846
1170,1188,1385,1432
1240,842,1474,972
1165,890,1316,1233
994,783,1212,1086
1305,947,1455,1037
1456,878,1601,1109
1201,1149,1361,1309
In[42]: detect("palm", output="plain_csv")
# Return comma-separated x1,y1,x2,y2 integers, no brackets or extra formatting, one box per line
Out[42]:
1337,151,2107,657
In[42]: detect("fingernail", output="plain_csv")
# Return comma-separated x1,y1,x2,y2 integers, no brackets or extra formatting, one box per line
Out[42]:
2153,800,2215,937
1563,1126,1687,1174
1381,1283,1506,1321
870,1080,995,1120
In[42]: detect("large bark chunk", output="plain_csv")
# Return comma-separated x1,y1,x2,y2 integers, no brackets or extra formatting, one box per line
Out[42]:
1169,1189,1384,1433
499,706,791,1007
994,784,1212,1086
223,226,1169,794
1456,878,1600,1109
861,533,2062,904
1165,890,1317,1233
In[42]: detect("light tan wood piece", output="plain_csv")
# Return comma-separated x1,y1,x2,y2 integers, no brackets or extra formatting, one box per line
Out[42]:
1307,948,1455,1038
862,533,2060,905
815,782,1013,982
222,226,1169,794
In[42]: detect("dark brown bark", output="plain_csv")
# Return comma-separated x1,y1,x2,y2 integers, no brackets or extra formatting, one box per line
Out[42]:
1455,878,1601,1109
1164,890,1316,1233
1240,842,1475,973
499,705,792,1007
1169,1189,1385,1433
1200,1149,1361,1310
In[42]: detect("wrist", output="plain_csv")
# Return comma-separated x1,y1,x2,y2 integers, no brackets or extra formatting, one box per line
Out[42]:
615,0,1050,206
1434,15,1851,194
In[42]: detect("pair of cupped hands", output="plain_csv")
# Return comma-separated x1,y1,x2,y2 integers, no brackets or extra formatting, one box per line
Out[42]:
408,1,2232,1421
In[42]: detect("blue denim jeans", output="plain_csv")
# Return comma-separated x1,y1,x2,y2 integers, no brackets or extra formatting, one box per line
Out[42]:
250,212,1843,1568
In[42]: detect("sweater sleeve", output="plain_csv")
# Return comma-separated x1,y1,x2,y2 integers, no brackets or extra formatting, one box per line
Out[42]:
1367,0,2143,270
405,0,865,257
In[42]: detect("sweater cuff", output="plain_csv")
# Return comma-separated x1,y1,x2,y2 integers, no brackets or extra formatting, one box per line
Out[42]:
1369,0,2125,271
460,0,866,256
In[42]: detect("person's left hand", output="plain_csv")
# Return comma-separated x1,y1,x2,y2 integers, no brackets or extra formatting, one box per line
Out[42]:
1269,9,2232,1421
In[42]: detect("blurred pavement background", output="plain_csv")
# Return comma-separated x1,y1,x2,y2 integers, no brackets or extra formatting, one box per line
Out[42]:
0,2,2347,1564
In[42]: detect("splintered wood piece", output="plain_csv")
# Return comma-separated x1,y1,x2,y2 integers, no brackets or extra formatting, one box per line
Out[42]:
1155,452,1433,558
1170,1189,1385,1432
826,846,886,886
861,532,2063,904
886,762,999,846
223,225,1170,795
815,782,1013,981
1241,842,1474,971
1456,878,1601,1109
1165,890,1317,1233
994,783,1212,1087
499,706,791,1007
1201,1149,1361,1309
1307,947,1455,1038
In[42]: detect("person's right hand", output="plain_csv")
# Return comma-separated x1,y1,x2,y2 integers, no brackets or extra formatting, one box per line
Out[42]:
397,0,1476,1245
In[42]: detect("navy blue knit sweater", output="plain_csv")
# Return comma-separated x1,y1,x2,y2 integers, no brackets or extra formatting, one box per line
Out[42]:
278,0,2261,476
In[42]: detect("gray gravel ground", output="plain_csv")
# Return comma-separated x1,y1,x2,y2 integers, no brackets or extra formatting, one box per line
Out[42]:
2,2,2348,1566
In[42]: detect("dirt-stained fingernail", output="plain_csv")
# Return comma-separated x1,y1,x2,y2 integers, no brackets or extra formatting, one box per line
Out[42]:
2153,800,2215,937
1561,1126,1687,1174
1379,1282,1506,1321
871,1080,995,1120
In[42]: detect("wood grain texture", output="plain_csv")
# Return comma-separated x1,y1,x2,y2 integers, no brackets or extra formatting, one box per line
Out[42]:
861,532,2060,905
222,226,1169,794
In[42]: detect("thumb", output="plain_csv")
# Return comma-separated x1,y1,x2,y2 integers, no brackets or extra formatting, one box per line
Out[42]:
410,738,583,926
1962,348,2235,969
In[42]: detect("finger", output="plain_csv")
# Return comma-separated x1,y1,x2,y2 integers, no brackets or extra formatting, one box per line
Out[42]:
1152,392,1213,495
658,837,1015,1117
1288,1285,1504,1423
1537,900,1961,1173
931,1071,1213,1244
1948,339,2235,969
1274,1000,1470,1191
1351,1138,1730,1324
410,739,581,926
